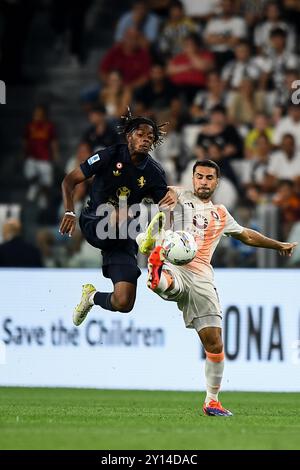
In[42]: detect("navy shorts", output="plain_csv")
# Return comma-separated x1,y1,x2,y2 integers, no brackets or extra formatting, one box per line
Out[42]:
79,210,141,285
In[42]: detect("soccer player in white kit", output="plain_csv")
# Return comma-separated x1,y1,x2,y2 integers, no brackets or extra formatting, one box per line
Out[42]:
138,160,297,416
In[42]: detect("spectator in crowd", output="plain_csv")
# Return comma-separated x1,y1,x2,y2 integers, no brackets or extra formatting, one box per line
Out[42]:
100,27,152,92
204,0,247,70
272,179,300,238
134,62,180,122
189,70,227,123
226,205,259,267
36,228,57,268
227,78,268,127
222,40,261,90
243,134,272,189
158,0,200,59
245,113,274,158
65,142,92,175
82,105,120,152
167,33,215,104
193,105,243,190
244,183,268,207
148,0,173,18
114,0,160,46
238,0,269,29
195,105,244,159
273,103,300,151
254,1,296,55
257,28,299,91
23,105,59,209
272,68,299,112
0,219,43,267
265,133,300,192
181,0,221,22
99,70,132,121
66,231,101,268
151,120,182,184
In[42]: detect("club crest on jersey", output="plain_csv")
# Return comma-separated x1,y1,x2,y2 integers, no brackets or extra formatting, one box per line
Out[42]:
113,170,121,176
117,186,131,199
137,176,146,188
87,153,100,165
193,214,208,230
108,196,118,207
116,162,123,169
211,211,220,220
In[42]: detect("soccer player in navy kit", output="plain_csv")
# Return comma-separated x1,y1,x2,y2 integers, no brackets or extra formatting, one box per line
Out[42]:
60,113,175,325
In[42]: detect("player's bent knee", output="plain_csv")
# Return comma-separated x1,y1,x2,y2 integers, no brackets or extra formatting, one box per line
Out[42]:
202,334,223,354
118,303,134,313
119,306,134,313
205,342,223,355
114,296,135,313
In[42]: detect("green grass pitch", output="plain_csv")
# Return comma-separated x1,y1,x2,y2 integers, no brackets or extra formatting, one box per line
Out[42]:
0,387,299,450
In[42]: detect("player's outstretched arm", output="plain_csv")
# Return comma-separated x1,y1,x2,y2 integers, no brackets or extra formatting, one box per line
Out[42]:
158,187,178,210
59,167,87,237
231,228,298,257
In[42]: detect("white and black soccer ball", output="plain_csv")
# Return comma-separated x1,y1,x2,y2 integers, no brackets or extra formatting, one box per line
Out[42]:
162,230,197,266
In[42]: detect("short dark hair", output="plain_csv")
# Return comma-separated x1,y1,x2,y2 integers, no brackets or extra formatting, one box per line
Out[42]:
210,104,226,115
34,104,48,115
193,160,221,178
170,0,184,10
235,39,251,48
277,179,294,190
184,32,202,47
270,27,287,38
90,104,106,114
282,133,295,141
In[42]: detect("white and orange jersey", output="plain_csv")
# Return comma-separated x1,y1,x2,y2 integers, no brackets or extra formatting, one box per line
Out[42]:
172,189,244,281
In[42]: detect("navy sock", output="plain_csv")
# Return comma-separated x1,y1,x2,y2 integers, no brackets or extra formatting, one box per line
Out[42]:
93,292,116,311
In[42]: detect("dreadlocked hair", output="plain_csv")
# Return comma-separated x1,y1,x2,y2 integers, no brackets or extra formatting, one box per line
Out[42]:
117,107,168,148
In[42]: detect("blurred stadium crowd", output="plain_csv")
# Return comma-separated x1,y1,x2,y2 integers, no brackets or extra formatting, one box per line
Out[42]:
1,0,300,268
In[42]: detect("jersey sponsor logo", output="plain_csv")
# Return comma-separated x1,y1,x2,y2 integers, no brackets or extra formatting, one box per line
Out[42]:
113,170,121,176
87,153,100,165
184,201,195,208
117,186,131,199
193,214,208,230
137,176,146,188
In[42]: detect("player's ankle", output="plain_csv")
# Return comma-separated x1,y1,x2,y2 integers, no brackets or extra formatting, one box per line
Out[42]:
89,292,96,305
205,396,218,404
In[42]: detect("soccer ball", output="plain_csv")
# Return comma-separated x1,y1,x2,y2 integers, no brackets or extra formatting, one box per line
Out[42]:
162,230,197,266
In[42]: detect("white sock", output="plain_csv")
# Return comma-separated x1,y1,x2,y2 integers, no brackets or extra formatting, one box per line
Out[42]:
89,292,96,305
205,355,224,404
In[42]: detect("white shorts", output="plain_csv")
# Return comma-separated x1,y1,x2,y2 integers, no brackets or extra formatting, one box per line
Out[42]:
24,159,53,186
157,261,222,332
